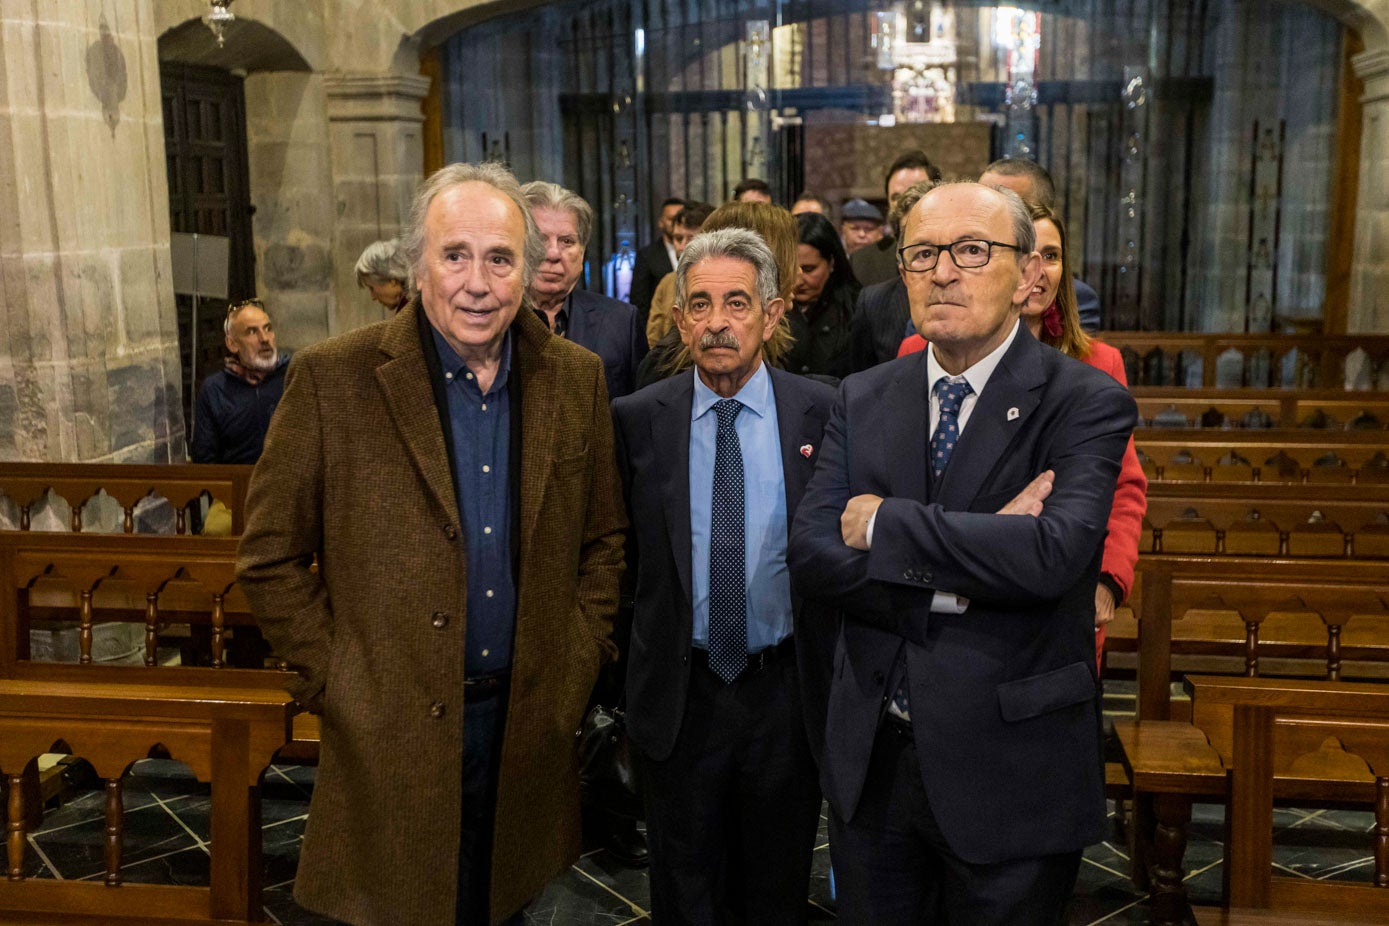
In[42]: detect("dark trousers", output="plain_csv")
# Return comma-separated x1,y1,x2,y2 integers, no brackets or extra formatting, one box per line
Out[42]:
639,653,821,926
456,692,526,926
829,721,1081,926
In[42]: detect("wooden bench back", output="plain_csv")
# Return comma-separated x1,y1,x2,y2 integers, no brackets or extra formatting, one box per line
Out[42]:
1097,332,1389,389
1131,388,1389,430
1184,676,1389,916
0,531,285,689
1141,482,1389,557
1118,556,1389,721
0,462,253,535
1135,430,1389,484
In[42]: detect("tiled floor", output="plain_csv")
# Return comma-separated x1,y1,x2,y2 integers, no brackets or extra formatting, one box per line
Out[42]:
10,683,1380,925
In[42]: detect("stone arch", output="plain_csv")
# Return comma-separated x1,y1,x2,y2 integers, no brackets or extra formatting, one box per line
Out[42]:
156,17,311,73
152,1,324,72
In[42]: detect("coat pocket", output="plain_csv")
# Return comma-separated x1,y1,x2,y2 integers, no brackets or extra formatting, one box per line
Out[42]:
996,661,1095,723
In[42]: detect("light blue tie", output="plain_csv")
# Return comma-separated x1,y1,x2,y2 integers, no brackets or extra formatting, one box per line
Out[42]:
707,399,747,684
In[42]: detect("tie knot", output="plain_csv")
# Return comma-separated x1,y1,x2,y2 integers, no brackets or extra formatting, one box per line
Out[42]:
714,398,743,428
934,378,972,416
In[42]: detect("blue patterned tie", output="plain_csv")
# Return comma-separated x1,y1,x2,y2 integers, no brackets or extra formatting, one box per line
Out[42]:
707,399,747,684
891,378,974,720
931,378,973,479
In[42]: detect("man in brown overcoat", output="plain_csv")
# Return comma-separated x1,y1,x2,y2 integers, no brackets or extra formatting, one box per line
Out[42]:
237,161,625,925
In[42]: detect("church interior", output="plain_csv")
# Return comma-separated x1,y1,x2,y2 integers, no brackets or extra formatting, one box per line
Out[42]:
1,1,1389,924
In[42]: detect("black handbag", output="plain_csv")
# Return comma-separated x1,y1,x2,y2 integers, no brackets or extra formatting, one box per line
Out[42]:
578,703,643,820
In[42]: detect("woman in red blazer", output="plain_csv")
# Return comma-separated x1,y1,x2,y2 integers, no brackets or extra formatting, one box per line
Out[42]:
898,203,1146,670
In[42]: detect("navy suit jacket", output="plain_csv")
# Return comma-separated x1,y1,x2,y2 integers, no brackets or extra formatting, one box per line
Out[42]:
629,240,673,320
566,288,648,401
787,325,1136,864
613,366,836,762
847,277,910,373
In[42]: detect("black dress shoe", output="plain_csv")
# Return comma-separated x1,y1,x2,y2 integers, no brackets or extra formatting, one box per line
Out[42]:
604,818,649,868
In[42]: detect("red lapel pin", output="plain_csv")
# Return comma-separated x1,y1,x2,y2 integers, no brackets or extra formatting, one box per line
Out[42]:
800,443,813,458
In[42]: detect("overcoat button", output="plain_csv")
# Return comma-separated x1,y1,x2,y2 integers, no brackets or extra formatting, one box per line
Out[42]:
872,670,885,685
431,611,449,629
444,524,458,540
429,700,446,719
903,569,913,580
922,571,934,584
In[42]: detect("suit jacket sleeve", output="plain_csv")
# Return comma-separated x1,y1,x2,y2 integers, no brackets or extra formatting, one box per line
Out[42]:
846,290,877,375
190,384,219,463
625,303,649,397
787,387,899,622
1088,343,1146,602
630,246,657,316
867,382,1135,607
577,361,627,661
235,355,333,708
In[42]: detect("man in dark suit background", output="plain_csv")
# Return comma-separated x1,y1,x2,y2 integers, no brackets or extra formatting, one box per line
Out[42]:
846,179,933,373
979,157,1102,331
613,228,833,925
850,149,941,287
788,182,1136,924
630,196,685,329
523,182,648,400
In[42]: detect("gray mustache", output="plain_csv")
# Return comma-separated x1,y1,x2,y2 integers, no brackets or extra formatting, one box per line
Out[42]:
698,331,741,350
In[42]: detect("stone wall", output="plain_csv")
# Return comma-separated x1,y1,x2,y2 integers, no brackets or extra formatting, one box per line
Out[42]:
0,1,184,462
245,70,335,349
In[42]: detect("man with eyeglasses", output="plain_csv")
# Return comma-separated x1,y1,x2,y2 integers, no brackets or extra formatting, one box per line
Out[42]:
789,182,1136,924
190,299,289,464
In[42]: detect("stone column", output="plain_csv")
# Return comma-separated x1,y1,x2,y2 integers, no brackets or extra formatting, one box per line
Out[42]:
0,2,185,462
1349,48,1389,334
323,73,431,336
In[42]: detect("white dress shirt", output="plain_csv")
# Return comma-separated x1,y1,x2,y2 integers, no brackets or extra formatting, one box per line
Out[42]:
866,319,1022,613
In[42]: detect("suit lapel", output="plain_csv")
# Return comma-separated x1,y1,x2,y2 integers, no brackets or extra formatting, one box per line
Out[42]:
883,353,930,504
770,369,816,530
375,307,459,521
936,327,1046,508
565,290,589,344
512,310,560,558
653,375,695,608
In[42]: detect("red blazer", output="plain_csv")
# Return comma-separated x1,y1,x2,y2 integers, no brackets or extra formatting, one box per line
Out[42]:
897,332,1147,604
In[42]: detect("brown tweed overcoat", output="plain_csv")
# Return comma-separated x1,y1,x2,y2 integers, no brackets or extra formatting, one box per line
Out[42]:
236,303,625,925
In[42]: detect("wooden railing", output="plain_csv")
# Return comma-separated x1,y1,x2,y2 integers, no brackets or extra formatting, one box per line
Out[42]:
1097,333,1389,389
0,463,252,535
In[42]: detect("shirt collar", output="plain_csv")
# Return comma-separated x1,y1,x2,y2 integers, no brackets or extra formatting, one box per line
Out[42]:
691,360,773,423
926,318,1020,397
428,322,512,394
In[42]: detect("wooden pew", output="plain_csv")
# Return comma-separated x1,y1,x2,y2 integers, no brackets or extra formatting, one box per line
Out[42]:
1134,430,1389,484
0,531,316,750
1115,676,1389,926
1097,332,1389,389
1136,481,1389,558
1132,388,1389,430
0,529,322,923
0,463,253,535
0,680,294,925
1107,555,1389,722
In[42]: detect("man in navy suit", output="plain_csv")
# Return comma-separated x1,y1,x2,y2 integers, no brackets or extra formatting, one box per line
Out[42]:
630,197,684,328
522,181,647,400
788,182,1136,924
614,228,833,925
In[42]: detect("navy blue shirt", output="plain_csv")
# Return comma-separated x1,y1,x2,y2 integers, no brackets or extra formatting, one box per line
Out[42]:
429,325,516,677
